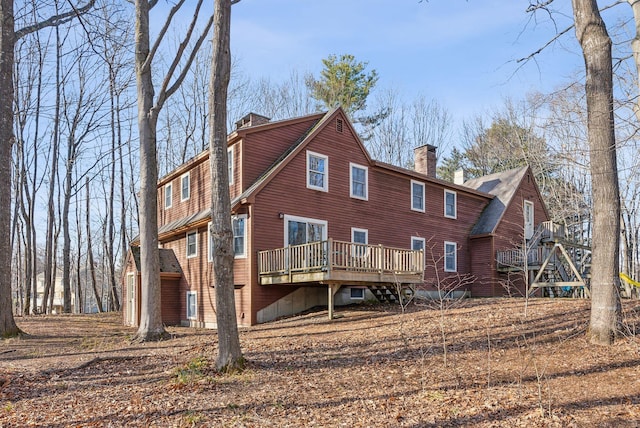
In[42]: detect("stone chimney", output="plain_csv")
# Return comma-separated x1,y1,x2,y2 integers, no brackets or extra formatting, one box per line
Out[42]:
454,169,466,185
235,113,271,130
413,144,437,178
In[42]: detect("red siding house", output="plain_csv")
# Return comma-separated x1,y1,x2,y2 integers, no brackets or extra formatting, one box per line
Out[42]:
122,108,550,328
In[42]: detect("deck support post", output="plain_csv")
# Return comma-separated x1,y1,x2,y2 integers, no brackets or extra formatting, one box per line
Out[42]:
327,283,342,320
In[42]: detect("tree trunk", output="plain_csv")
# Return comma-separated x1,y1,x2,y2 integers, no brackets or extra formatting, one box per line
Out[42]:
572,0,621,345
134,0,168,341
209,0,243,371
0,0,22,336
86,178,104,313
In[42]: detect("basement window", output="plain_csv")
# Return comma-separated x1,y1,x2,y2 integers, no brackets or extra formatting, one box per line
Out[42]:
350,287,365,300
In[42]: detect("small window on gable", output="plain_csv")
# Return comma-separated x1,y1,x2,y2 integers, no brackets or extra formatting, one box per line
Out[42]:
411,180,425,212
228,146,234,185
307,151,328,192
444,241,457,272
350,163,368,200
186,291,197,320
186,230,198,258
181,172,190,202
444,190,456,219
336,118,343,133
164,183,173,209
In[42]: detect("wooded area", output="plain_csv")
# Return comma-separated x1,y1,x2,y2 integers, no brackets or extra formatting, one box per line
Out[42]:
0,0,639,345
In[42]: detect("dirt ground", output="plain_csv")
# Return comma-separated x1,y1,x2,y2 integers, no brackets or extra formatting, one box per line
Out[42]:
1,298,640,427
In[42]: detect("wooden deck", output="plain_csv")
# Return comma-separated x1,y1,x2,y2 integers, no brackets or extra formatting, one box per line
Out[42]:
258,239,425,286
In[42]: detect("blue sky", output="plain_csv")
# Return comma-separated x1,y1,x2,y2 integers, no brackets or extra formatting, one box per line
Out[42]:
229,0,590,120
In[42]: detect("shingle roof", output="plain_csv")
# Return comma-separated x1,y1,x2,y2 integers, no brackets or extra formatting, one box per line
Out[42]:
464,166,529,236
129,246,183,274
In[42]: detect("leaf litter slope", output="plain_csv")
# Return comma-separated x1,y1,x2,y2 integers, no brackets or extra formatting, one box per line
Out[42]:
1,299,640,427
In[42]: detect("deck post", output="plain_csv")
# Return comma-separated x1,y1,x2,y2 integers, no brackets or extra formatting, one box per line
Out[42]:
328,283,341,320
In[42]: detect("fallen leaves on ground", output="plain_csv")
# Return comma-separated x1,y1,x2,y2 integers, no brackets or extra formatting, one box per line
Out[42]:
1,298,640,427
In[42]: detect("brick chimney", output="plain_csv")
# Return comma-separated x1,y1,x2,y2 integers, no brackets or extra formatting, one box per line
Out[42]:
235,113,271,130
413,144,437,178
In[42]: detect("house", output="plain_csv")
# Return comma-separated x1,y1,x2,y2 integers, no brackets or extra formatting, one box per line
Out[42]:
35,269,76,314
122,107,551,328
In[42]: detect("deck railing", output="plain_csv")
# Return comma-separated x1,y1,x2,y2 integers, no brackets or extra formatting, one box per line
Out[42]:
258,238,424,278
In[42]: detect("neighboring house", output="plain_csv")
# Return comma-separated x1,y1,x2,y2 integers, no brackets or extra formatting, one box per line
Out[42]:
35,269,75,314
122,108,550,328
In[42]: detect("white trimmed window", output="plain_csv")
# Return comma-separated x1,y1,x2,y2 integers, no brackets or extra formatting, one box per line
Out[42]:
524,200,534,240
228,147,234,185
350,163,368,200
186,230,198,258
186,291,197,320
307,151,328,192
181,172,190,201
444,241,457,272
444,190,457,219
411,180,425,212
164,183,173,209
412,237,426,268
350,287,365,300
351,227,368,258
233,215,247,258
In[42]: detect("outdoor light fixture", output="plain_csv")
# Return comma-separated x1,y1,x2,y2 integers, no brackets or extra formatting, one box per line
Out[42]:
278,212,284,219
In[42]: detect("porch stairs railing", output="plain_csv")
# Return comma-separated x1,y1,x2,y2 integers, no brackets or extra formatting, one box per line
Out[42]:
496,221,592,297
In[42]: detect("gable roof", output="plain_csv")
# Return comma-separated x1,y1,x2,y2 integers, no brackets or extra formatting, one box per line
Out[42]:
231,107,372,206
464,166,530,236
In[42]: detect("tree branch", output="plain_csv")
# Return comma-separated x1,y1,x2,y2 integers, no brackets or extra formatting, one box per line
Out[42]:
15,0,97,40
144,0,187,73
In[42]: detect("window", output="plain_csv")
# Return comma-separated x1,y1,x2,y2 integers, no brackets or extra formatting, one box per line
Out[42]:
411,237,425,252
208,217,246,260
350,163,368,200
164,183,173,209
232,215,247,258
180,173,190,201
307,151,328,192
186,230,198,258
284,215,327,246
444,190,457,219
444,241,457,272
126,273,135,325
411,180,425,212
351,227,368,259
186,291,197,320
350,287,364,300
228,147,234,185
524,200,534,240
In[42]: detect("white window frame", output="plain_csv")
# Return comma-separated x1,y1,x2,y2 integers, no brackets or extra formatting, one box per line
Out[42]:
306,150,328,192
411,180,425,212
283,214,328,247
351,227,369,259
232,214,247,259
180,172,190,202
186,230,198,258
524,200,534,240
444,241,457,272
126,273,135,325
186,291,197,320
349,163,368,200
444,190,457,219
164,182,173,209
411,236,426,269
208,222,213,262
350,287,365,300
228,146,234,185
